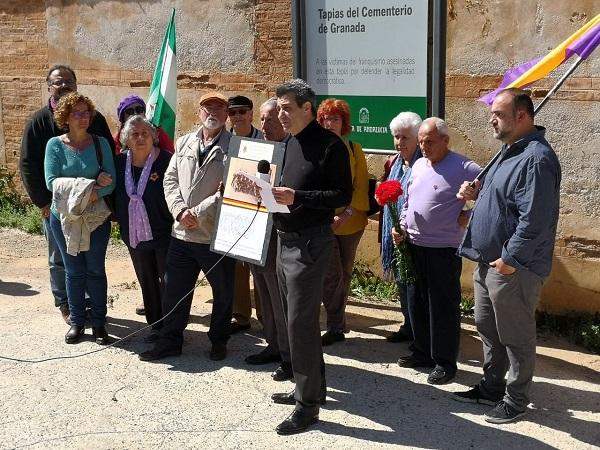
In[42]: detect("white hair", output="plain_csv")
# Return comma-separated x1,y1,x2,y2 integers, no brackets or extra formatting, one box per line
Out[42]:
119,114,159,148
421,117,449,137
260,97,278,111
389,112,422,137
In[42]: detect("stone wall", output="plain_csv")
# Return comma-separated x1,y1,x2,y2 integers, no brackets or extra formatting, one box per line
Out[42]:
0,0,598,313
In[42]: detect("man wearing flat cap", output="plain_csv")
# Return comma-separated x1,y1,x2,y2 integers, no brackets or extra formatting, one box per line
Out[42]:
227,95,265,336
228,95,264,140
139,91,235,362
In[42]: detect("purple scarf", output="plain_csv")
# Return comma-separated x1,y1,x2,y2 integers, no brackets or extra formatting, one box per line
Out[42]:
126,147,158,248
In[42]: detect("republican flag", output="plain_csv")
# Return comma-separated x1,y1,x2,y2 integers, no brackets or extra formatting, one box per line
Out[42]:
146,9,177,140
480,14,600,105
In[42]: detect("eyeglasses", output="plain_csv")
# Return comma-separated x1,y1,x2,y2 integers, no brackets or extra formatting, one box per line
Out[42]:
48,80,76,88
71,110,91,119
228,109,250,116
201,105,227,114
124,106,146,116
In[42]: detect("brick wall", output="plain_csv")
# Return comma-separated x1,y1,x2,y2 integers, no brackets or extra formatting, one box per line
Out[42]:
0,0,47,178
446,74,600,102
0,0,294,185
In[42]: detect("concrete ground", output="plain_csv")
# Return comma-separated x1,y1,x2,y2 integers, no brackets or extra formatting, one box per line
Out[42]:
0,227,598,450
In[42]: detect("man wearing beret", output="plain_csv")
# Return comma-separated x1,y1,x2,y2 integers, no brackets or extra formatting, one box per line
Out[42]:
139,92,235,362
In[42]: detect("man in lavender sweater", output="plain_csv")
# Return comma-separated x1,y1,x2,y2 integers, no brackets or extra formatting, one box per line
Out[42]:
393,117,480,385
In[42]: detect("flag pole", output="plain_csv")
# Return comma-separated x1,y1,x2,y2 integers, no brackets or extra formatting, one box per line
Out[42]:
534,55,584,114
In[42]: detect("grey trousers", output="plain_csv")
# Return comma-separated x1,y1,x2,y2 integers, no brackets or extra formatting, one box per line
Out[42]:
322,230,364,332
277,225,334,411
250,230,290,362
474,263,544,411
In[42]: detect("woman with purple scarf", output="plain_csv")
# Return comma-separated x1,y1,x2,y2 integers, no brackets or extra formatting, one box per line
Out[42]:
113,115,173,342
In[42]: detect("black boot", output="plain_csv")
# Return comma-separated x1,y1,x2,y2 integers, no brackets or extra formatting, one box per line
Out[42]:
92,326,110,345
65,325,84,344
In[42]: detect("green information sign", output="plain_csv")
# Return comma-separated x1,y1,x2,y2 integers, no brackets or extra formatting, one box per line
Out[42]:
302,0,429,151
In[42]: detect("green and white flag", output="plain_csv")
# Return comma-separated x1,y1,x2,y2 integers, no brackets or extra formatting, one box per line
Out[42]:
146,9,176,140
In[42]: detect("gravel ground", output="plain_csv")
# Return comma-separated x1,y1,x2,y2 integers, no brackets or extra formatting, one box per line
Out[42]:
0,227,598,450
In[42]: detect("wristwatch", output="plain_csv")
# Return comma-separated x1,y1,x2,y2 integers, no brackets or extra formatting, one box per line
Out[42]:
344,207,353,216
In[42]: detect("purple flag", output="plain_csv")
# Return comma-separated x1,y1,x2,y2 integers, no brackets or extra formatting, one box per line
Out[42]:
479,57,542,105
566,23,600,59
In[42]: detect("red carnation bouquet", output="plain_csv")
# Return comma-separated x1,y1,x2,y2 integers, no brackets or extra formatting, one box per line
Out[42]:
375,180,417,284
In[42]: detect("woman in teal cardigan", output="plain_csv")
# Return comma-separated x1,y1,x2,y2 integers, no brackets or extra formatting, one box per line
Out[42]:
45,92,115,345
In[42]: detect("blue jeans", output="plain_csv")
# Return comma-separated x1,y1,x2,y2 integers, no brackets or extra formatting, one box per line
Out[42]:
43,216,68,308
49,214,110,327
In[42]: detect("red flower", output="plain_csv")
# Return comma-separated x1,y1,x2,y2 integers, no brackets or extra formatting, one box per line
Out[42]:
374,180,403,206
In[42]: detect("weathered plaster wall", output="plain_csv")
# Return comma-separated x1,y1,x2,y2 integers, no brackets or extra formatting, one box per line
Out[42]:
0,0,598,313
443,0,600,313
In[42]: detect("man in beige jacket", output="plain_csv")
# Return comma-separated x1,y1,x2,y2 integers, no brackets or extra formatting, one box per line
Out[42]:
139,92,235,362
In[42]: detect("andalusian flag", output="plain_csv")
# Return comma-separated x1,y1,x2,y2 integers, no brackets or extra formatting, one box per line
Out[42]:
480,14,600,105
146,9,176,140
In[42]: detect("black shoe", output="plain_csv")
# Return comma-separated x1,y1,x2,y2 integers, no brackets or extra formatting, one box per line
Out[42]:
143,332,161,344
209,343,227,361
484,401,526,424
271,362,294,381
230,322,251,334
397,354,436,368
321,330,345,346
139,346,181,361
271,390,326,406
245,349,281,365
386,330,412,343
453,385,503,406
276,408,319,435
427,366,455,385
135,305,145,316
92,326,110,345
65,325,84,344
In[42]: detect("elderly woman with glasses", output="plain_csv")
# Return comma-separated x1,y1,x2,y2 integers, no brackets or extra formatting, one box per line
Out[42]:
113,115,173,342
316,98,370,346
44,92,116,345
113,95,174,155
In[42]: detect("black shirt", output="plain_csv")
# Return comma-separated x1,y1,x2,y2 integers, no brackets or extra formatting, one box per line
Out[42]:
273,120,352,232
113,150,174,249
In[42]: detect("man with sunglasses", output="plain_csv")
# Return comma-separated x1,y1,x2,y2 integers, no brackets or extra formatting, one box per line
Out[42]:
227,95,265,336
228,95,263,140
19,64,114,324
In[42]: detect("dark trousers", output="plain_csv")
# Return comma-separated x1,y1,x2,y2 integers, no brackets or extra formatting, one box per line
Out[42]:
277,226,334,410
407,244,462,373
127,245,168,330
322,230,364,332
157,237,235,349
395,281,413,337
250,231,290,362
